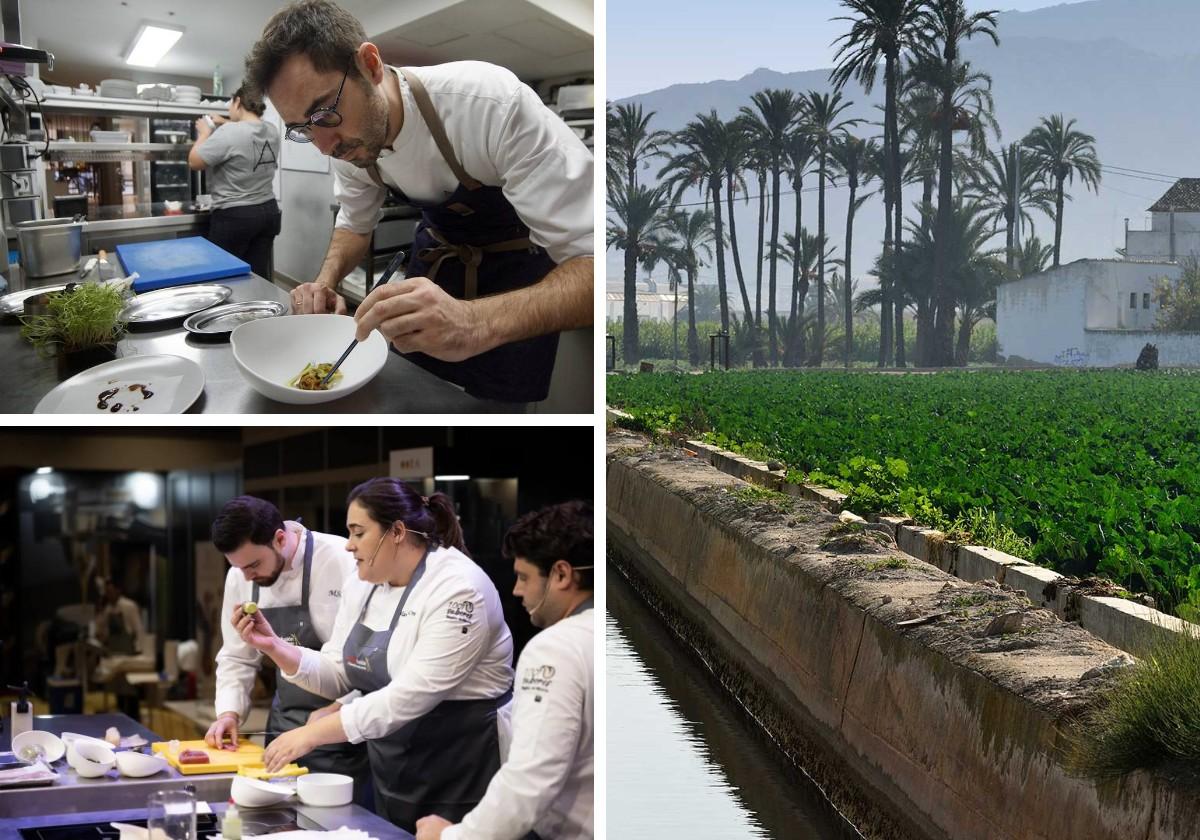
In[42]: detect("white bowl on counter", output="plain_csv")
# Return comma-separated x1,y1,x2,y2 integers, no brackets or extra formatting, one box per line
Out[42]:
231,314,388,405
114,751,168,778
62,732,113,768
11,730,65,764
230,775,294,808
71,741,115,777
296,772,354,807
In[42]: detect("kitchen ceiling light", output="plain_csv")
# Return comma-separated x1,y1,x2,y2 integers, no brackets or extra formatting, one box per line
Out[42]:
35,466,53,474
434,475,470,481
125,23,184,68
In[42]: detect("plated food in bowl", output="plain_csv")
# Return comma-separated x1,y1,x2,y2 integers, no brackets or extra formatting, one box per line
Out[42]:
289,362,343,391
231,314,387,405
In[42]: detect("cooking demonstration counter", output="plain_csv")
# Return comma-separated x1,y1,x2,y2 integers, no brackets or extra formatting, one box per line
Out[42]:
0,273,524,414
0,714,411,839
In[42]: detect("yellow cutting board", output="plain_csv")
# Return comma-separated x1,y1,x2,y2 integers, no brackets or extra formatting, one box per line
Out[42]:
150,740,306,777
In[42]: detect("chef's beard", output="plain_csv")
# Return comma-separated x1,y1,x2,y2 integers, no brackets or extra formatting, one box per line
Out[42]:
254,550,287,587
332,85,390,168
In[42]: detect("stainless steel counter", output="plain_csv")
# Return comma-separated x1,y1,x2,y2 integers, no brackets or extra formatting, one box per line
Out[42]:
0,714,411,838
0,273,524,414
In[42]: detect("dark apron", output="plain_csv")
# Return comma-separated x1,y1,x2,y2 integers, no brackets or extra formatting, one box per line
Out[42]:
106,607,136,655
365,68,560,403
255,529,371,804
342,548,510,832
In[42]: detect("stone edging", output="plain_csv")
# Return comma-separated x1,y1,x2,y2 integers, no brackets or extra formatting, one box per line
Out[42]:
605,406,1197,657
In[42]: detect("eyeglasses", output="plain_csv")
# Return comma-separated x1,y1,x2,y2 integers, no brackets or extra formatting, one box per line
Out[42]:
284,60,351,143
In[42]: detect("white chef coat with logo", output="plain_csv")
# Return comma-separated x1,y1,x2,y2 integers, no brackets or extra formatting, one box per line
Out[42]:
214,524,356,723
331,61,593,266
444,605,594,840
281,545,515,746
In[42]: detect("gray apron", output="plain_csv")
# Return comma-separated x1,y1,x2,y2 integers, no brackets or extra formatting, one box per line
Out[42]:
342,548,511,832
255,529,371,801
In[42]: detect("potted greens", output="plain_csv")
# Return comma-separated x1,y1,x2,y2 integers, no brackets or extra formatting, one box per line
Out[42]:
20,282,128,378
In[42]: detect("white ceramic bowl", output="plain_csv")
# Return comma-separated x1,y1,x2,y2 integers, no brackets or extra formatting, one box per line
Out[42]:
71,741,115,777
62,732,113,768
231,314,388,405
296,772,354,807
11,730,65,764
231,775,294,808
115,751,168,778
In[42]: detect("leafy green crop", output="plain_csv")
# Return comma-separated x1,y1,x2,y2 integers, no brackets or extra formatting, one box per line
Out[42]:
609,369,1200,618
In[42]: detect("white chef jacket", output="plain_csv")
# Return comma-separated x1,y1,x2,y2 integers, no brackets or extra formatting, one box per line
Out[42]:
444,605,594,840
332,61,593,266
281,545,515,746
213,524,357,723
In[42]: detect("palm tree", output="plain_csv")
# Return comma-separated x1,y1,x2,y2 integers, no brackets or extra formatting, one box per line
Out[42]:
740,89,803,366
659,112,748,332
799,90,860,365
923,0,999,367
775,229,833,366
1022,114,1102,268
831,0,929,367
663,208,716,366
784,126,816,360
956,255,1007,365
607,102,672,191
831,134,879,367
1014,232,1053,277
606,179,672,365
965,145,1054,268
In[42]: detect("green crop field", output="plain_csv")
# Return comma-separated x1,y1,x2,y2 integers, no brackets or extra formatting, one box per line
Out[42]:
608,369,1200,619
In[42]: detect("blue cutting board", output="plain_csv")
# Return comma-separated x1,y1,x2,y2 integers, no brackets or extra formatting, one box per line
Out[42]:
117,237,250,293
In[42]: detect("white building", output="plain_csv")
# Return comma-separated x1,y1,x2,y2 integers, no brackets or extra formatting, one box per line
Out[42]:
605,277,685,322
997,179,1200,367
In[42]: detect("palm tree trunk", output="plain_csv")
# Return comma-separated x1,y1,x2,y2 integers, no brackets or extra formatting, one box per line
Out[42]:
955,308,973,366
889,52,905,369
880,52,897,368
1006,209,1015,270
709,179,730,333
623,241,639,365
687,264,700,366
931,68,957,367
895,296,906,367
915,298,932,366
725,170,754,325
768,163,782,366
788,174,803,366
753,170,767,368
1053,176,1065,267
815,148,827,366
844,180,856,369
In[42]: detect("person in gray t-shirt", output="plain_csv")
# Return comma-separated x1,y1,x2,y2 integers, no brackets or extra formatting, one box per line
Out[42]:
189,86,282,279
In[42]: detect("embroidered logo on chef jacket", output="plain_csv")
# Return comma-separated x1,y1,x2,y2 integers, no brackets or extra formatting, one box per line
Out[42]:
521,664,556,694
329,589,341,598
445,600,475,623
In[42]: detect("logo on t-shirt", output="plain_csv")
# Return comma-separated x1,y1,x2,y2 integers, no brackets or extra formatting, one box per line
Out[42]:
254,139,277,171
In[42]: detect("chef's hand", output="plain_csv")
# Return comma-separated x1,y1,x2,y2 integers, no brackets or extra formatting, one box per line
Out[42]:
290,281,347,315
354,277,481,362
307,702,341,725
204,712,240,751
262,727,315,772
414,815,453,840
193,117,212,139
232,603,278,652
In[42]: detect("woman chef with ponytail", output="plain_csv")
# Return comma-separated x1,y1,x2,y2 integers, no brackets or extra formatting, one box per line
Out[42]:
231,478,515,832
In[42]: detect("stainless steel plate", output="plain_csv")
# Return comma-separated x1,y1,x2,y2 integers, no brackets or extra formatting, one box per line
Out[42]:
183,300,287,335
120,284,232,323
0,283,71,316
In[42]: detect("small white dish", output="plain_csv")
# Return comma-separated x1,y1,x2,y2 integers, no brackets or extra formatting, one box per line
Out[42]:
71,741,115,777
35,354,204,414
12,731,65,764
114,751,168,778
296,772,353,807
230,775,293,808
62,732,113,768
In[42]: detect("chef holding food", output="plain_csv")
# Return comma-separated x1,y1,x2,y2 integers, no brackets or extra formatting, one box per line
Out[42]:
228,478,515,832
205,494,371,799
245,0,593,403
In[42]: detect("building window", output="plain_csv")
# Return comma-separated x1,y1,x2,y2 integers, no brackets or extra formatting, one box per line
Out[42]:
1130,292,1137,309
1143,292,1151,309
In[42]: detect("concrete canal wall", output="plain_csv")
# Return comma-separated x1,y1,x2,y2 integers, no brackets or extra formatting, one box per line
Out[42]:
607,429,1200,840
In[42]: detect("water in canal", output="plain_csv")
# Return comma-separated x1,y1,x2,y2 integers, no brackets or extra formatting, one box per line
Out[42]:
607,569,863,839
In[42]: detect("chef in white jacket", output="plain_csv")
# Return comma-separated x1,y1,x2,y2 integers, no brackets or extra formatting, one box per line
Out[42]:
231,478,514,833
205,496,370,799
416,500,594,840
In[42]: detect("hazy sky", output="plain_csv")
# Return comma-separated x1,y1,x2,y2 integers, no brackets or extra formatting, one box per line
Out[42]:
608,0,1089,100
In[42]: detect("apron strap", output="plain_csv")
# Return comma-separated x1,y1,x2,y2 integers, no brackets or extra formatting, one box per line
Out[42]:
388,547,431,632
398,68,482,191
417,226,534,300
299,529,313,609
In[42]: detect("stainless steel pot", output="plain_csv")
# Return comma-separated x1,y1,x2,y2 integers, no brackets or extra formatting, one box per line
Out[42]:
17,217,85,278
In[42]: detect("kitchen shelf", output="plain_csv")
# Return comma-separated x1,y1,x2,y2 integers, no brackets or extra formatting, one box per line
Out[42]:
44,142,189,162
37,94,228,118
